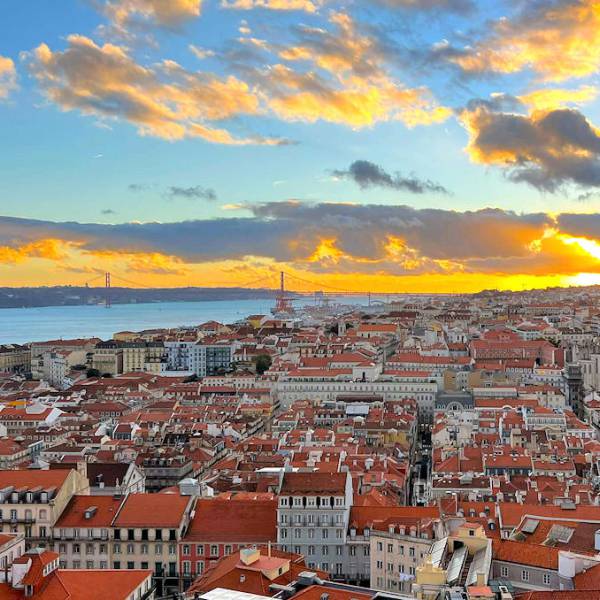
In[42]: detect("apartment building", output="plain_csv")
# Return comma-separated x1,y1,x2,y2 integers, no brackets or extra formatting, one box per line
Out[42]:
111,492,195,595
53,495,119,570
0,345,30,374
277,471,353,579
276,375,437,415
91,341,124,376
0,469,89,548
121,342,165,373
179,492,277,587
164,341,234,376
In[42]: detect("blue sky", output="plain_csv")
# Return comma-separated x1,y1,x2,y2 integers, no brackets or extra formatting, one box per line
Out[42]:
2,0,600,291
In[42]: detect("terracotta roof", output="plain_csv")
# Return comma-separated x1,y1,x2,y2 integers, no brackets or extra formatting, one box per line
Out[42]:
112,493,190,528
0,470,70,490
280,472,347,494
184,495,276,543
56,495,123,528
492,539,558,570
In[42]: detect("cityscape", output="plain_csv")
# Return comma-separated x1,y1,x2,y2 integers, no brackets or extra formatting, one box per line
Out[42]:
3,1,600,600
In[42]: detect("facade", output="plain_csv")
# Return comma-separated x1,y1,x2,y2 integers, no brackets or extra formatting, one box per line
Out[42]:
91,341,124,376
0,469,89,548
0,345,30,374
179,492,277,587
276,376,437,415
111,491,195,595
277,471,353,578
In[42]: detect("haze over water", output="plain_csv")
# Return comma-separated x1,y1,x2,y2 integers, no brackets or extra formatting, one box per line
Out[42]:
0,300,275,345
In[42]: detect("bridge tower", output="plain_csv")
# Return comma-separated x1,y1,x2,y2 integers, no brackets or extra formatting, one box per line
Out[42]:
105,272,111,308
273,271,294,315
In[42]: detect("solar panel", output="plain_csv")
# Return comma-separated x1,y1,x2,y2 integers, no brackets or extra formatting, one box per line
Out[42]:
521,518,540,534
548,524,574,544
447,545,468,584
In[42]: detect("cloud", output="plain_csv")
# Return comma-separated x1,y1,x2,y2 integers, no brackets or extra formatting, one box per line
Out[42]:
373,0,473,12
166,185,217,201
332,160,450,194
0,56,17,100
461,104,600,191
128,183,149,192
189,44,215,60
8,205,600,282
449,0,600,82
258,13,451,128
0,239,69,264
221,0,323,11
0,205,553,276
102,0,202,30
26,35,284,145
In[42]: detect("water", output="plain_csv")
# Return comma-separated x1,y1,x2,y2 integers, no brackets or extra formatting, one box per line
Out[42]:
0,300,278,344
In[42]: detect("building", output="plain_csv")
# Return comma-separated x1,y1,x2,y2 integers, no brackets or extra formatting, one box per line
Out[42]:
0,345,30,374
277,471,353,578
90,341,124,376
110,490,195,595
179,492,277,587
53,495,121,570
0,469,89,548
0,547,154,599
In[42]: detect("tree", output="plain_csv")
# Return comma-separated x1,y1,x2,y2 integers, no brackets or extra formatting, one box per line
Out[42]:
254,354,272,375
86,368,101,378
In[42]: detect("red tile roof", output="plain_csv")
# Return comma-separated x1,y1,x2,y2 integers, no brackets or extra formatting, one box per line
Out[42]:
112,493,191,528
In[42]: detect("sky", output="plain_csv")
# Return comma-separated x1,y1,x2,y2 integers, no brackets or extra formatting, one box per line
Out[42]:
2,0,600,293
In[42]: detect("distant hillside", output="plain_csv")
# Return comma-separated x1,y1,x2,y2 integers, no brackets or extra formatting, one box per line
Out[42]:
0,286,289,309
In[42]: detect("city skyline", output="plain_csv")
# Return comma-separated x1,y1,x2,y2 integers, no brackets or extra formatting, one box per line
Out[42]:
2,0,600,292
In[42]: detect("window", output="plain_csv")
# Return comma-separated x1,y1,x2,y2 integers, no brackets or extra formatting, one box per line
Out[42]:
322,529,329,539
224,545,232,556
73,544,80,554
127,544,134,554
113,543,121,554
387,544,393,553
155,544,162,555
210,545,218,557
294,529,301,539
501,566,508,578
543,573,551,585
522,570,530,582
196,545,204,555
182,544,190,556
141,544,148,555
113,561,121,569
409,547,415,557
377,560,383,569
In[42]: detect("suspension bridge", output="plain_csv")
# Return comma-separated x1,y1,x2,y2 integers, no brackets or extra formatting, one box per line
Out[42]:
78,270,408,309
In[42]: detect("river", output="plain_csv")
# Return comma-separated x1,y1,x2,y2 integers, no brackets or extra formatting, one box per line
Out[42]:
0,299,279,344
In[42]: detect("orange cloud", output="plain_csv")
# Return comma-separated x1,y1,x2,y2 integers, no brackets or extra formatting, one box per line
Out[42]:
451,0,600,82
0,239,69,264
104,0,202,28
27,35,282,145
0,55,16,100
222,0,323,11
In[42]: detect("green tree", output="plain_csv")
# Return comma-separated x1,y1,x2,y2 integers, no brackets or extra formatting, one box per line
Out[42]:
254,354,272,375
86,368,101,378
